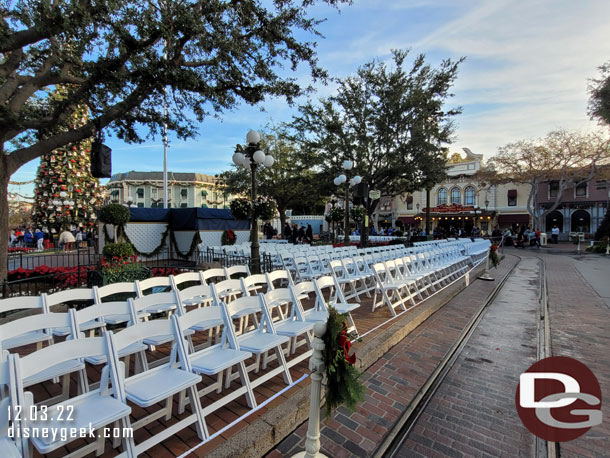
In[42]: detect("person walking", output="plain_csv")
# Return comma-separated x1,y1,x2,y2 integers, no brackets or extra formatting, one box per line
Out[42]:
34,228,44,251
306,224,313,243
551,225,559,244
59,227,76,251
283,222,292,241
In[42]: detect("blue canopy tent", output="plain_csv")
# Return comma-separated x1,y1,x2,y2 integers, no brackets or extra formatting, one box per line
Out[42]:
128,207,249,230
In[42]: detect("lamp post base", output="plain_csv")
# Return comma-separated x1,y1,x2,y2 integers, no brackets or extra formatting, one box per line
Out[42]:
478,272,495,281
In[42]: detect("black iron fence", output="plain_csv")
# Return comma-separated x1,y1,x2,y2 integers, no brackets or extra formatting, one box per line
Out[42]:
199,248,273,273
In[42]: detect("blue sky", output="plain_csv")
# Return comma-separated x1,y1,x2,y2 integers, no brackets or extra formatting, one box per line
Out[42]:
9,0,610,198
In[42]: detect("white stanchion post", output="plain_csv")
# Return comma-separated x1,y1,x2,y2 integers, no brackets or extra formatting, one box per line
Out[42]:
292,322,329,458
478,248,495,281
606,243,610,256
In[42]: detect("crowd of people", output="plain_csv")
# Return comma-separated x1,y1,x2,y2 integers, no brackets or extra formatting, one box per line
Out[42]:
8,226,97,251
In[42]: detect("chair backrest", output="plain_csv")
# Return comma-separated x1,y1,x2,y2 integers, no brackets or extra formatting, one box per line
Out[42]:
74,300,137,328
0,312,75,352
313,275,349,311
201,268,227,284
263,288,294,315
0,295,46,316
170,271,204,290
213,279,243,297
224,295,276,334
136,276,171,295
94,282,138,302
109,319,174,353
130,291,177,314
13,332,106,382
225,264,251,279
266,269,294,289
175,284,213,307
240,274,268,295
44,288,95,310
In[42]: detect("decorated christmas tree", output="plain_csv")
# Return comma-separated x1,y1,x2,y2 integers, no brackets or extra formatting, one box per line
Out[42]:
32,92,103,232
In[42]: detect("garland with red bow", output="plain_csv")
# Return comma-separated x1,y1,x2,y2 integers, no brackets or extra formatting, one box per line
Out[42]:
322,306,366,418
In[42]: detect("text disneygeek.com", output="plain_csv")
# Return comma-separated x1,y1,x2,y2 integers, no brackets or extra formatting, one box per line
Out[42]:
8,424,133,442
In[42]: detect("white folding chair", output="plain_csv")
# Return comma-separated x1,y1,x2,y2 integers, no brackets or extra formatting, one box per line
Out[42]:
106,319,207,455
136,276,171,296
0,312,87,404
0,296,50,351
94,282,143,325
224,296,292,386
11,332,135,458
225,264,251,279
313,275,360,335
43,288,98,337
262,289,314,357
174,305,256,414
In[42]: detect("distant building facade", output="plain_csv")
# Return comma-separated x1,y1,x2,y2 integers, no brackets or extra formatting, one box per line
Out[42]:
537,175,609,238
377,149,609,238
106,171,235,209
381,148,531,234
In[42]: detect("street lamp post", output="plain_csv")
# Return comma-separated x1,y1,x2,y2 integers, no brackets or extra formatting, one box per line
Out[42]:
232,130,275,274
425,188,431,237
334,161,361,246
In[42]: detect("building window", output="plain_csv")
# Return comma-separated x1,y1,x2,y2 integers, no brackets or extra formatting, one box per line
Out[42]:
181,188,188,198
137,202,144,208
464,187,475,206
549,181,559,198
450,188,461,205
508,189,517,207
437,188,447,206
136,188,144,199
575,182,588,198
180,202,188,208
596,179,607,190
151,188,158,199
201,189,208,197
201,204,208,208
406,195,413,210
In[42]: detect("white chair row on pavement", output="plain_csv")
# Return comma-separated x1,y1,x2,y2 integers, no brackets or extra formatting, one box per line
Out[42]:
0,238,490,457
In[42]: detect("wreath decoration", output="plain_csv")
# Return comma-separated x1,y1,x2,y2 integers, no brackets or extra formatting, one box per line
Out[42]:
322,306,366,418
221,229,237,245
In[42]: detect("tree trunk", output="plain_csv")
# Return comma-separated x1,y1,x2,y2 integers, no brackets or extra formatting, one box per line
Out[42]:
278,206,287,239
0,162,10,283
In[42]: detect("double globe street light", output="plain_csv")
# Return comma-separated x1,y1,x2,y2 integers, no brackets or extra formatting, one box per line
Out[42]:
232,130,275,274
334,160,361,246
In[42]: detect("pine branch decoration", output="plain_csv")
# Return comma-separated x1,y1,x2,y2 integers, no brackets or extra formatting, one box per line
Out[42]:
322,306,366,419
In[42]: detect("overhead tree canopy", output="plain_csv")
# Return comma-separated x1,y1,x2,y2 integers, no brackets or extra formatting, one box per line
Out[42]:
486,130,610,230
589,61,610,127
287,49,462,220
0,0,349,280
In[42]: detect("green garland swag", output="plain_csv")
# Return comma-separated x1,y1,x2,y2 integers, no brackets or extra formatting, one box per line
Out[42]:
124,226,171,258
489,245,500,269
170,230,202,259
103,223,202,259
322,306,366,419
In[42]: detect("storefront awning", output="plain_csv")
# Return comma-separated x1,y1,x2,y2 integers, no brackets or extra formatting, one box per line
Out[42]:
397,216,416,225
497,214,530,224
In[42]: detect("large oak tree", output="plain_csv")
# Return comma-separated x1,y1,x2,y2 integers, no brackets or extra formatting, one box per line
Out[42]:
487,130,610,230
288,49,463,243
0,0,348,280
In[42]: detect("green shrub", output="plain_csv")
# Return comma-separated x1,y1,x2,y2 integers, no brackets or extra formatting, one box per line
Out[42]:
103,242,135,258
98,203,131,226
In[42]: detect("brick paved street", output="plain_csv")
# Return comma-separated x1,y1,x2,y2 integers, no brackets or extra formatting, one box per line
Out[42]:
540,251,610,458
269,249,610,458
268,256,519,457
396,256,541,458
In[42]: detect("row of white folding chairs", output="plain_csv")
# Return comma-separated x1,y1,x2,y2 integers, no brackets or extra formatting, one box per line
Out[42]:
371,246,472,316
2,277,338,457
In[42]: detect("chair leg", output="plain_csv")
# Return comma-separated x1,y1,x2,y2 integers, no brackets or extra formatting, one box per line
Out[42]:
163,395,173,421
224,367,232,390
178,390,187,415
187,385,208,440
275,347,293,385
237,361,257,409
